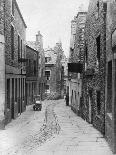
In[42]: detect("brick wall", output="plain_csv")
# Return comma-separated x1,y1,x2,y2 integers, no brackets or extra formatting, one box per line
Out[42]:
82,0,106,134
5,0,26,68
4,0,27,125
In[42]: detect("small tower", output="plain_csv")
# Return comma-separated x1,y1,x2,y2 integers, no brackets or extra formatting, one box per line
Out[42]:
36,31,43,48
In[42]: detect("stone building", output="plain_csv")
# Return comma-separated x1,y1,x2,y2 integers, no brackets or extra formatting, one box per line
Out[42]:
27,31,46,100
26,45,38,105
44,42,64,100
82,0,107,134
0,0,27,128
105,0,116,153
69,16,77,63
68,10,87,114
61,56,68,96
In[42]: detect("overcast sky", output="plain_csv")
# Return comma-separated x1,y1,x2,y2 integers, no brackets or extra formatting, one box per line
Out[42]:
17,0,89,57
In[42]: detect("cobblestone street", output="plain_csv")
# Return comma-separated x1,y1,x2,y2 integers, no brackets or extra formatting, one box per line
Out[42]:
0,99,113,155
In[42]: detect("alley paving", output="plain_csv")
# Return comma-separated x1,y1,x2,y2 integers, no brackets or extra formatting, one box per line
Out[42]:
0,99,113,155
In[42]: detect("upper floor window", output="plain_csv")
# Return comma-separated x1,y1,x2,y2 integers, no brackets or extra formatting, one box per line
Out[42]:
34,60,36,76
96,35,100,69
12,0,14,16
7,79,10,109
45,84,50,93
21,39,23,58
97,90,101,115
45,70,50,80
11,25,14,60
95,1,99,19
45,57,51,63
85,45,88,70
18,35,20,60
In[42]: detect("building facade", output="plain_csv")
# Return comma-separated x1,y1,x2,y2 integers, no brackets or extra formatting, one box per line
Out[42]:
0,0,27,128
44,42,64,100
26,45,38,105
27,31,46,100
82,0,107,134
105,0,116,153
68,11,87,115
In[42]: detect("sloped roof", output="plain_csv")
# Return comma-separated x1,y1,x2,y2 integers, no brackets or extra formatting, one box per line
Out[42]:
27,41,41,51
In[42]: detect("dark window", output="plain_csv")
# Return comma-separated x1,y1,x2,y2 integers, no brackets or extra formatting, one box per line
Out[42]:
7,79,10,109
11,25,14,60
34,60,36,76
71,90,73,104
85,46,88,62
96,35,100,67
21,40,22,59
45,71,50,80
97,91,101,115
85,45,88,70
45,57,47,63
107,61,112,113
97,1,99,14
12,0,14,16
45,57,51,63
18,35,20,60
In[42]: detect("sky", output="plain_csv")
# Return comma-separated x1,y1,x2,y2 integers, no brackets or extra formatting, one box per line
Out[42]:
17,0,89,57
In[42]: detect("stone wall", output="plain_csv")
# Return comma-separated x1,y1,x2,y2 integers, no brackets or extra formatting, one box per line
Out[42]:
82,0,106,134
4,0,27,125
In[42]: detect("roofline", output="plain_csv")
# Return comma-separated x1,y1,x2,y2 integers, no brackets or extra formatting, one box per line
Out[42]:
26,44,38,53
76,11,87,19
14,0,27,28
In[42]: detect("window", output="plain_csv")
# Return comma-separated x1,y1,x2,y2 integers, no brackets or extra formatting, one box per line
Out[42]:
45,70,50,80
11,25,14,60
12,0,14,16
96,35,100,68
21,39,22,58
45,57,47,63
97,1,99,11
45,57,51,63
97,91,101,115
107,61,112,113
18,35,20,60
45,85,50,93
85,45,88,70
71,90,73,104
7,79,10,109
34,60,36,76
97,1,99,17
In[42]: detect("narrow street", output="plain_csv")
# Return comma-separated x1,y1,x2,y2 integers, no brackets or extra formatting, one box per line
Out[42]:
0,100,113,155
